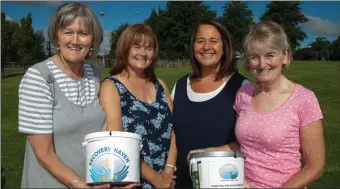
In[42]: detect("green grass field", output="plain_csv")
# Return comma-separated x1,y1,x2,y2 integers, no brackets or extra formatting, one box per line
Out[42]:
1,61,340,188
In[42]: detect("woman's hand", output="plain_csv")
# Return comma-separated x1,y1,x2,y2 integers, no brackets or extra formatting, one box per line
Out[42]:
162,166,176,177
83,182,140,189
71,181,110,189
109,183,140,188
244,180,251,188
84,183,110,188
151,172,176,188
187,148,214,163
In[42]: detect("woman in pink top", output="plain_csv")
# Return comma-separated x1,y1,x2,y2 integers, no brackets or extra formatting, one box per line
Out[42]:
234,21,325,188
192,21,325,188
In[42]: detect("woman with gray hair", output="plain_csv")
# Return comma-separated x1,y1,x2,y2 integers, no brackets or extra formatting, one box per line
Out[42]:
18,2,137,188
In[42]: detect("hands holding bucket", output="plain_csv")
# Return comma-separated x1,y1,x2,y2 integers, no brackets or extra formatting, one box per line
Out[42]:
244,180,251,188
151,172,176,188
187,147,214,163
83,183,141,188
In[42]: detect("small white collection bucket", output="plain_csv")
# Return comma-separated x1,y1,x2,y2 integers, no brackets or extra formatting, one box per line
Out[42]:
82,131,142,184
189,151,244,189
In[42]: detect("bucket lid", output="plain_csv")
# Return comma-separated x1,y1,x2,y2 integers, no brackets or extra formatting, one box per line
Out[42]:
84,131,142,142
189,151,243,159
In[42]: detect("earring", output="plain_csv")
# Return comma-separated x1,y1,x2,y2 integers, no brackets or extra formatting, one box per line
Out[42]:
90,47,94,52
57,45,60,51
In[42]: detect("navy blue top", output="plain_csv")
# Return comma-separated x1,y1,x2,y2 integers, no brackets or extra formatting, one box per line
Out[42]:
107,77,174,188
173,73,246,188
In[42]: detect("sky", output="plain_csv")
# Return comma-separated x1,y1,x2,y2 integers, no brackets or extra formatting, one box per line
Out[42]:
1,1,340,55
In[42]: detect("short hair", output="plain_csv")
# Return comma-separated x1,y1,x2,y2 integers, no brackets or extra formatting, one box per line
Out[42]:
48,2,103,60
243,21,292,70
189,19,237,81
110,23,159,82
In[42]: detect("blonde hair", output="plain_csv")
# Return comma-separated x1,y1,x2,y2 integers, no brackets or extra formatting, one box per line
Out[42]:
48,2,103,60
110,23,159,81
243,21,292,70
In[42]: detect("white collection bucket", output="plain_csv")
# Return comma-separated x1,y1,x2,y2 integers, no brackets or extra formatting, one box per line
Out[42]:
189,151,244,189
82,131,142,184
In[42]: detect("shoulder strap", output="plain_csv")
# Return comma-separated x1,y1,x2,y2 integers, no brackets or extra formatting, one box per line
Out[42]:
90,64,101,80
223,72,247,102
31,61,56,106
173,73,191,101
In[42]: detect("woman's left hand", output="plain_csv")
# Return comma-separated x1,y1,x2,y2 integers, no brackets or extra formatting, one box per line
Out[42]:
109,183,141,188
162,166,175,176
187,148,213,163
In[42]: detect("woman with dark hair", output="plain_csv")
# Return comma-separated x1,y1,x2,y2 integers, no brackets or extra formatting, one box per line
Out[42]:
99,23,176,188
171,20,250,188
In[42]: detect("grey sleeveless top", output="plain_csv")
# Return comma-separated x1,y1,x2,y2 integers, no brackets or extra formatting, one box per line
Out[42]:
20,61,106,188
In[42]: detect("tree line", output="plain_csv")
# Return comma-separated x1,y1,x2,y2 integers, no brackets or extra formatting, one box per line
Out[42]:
1,1,340,69
1,12,47,66
110,1,340,61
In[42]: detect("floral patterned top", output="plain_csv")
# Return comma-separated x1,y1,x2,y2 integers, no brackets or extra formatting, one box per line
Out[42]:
107,76,174,188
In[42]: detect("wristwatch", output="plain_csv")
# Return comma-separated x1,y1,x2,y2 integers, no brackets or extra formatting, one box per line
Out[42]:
165,164,177,171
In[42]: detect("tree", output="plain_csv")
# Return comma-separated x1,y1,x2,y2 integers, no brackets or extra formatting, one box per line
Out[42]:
155,1,216,59
32,30,47,60
11,13,35,67
309,37,331,61
260,2,309,51
329,36,340,61
218,1,255,54
2,12,10,76
109,23,130,59
293,47,314,60
1,12,20,76
1,12,19,62
145,8,164,39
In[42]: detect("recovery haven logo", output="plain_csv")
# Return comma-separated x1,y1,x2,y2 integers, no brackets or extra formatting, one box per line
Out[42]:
89,146,130,182
218,163,239,180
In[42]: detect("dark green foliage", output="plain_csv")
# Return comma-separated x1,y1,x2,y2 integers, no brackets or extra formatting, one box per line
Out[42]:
329,36,340,61
11,13,35,64
145,1,216,59
293,47,314,60
260,2,309,51
1,12,20,64
218,1,255,54
309,37,331,61
109,23,130,59
32,30,48,60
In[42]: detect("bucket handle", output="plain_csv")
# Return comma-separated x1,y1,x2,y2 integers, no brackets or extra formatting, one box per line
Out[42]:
82,141,87,157
189,158,194,180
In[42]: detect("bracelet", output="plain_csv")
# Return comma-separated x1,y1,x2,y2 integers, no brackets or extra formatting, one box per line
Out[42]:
165,164,177,171
67,178,84,188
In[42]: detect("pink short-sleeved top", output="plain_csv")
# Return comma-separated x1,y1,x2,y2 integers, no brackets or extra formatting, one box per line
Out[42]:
234,83,323,188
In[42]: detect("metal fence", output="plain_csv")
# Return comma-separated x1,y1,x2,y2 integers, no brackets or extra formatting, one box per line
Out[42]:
1,58,191,78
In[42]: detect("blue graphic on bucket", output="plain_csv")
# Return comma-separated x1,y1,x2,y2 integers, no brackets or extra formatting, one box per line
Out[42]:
89,146,130,182
218,164,239,180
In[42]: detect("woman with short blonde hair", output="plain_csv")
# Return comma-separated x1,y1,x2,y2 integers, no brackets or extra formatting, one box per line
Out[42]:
235,21,325,188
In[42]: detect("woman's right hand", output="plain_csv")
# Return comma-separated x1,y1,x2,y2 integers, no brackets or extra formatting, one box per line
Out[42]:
87,184,109,188
151,172,176,188
244,180,251,188
84,183,140,188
